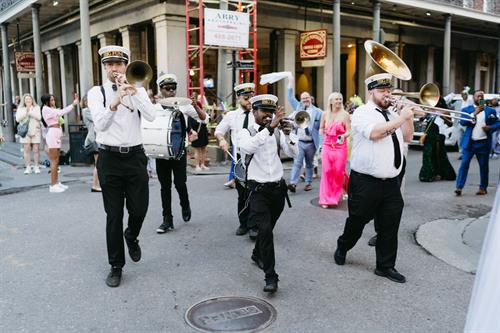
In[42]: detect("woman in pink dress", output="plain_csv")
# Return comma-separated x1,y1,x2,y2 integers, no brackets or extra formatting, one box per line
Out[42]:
41,93,78,193
319,92,351,208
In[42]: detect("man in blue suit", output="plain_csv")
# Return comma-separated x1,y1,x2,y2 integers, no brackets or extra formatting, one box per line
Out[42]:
286,77,323,192
455,90,500,196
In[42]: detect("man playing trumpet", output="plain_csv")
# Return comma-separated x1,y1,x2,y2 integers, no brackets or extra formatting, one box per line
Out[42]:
333,73,417,284
88,46,157,287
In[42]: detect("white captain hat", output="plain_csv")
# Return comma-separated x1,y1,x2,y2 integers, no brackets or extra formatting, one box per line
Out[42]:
234,83,255,96
365,73,393,90
250,94,278,111
98,45,130,64
157,73,178,87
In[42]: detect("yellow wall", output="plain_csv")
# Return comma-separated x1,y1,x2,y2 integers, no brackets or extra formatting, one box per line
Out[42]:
343,46,357,100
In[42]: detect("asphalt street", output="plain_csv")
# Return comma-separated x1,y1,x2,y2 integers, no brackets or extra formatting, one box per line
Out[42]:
0,149,498,333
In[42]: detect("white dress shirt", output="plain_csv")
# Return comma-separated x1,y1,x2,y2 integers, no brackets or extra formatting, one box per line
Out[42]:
214,106,255,152
88,80,156,147
350,100,404,179
472,111,487,141
237,123,298,183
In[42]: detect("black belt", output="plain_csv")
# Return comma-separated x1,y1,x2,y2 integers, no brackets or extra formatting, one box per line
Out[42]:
351,170,398,182
248,179,282,190
299,140,313,143
99,144,143,154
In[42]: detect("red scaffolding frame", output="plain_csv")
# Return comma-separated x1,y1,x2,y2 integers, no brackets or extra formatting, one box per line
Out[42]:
185,0,257,103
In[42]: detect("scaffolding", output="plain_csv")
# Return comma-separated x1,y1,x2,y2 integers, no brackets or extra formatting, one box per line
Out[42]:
185,0,257,103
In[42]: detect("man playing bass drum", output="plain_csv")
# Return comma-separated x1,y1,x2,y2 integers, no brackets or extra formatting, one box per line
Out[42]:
154,73,208,234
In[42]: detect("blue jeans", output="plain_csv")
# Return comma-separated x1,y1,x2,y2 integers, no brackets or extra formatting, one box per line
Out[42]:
290,141,316,185
456,140,489,190
228,145,235,181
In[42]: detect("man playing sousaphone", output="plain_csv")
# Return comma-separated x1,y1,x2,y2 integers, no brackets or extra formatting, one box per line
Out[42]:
88,45,157,287
154,73,208,234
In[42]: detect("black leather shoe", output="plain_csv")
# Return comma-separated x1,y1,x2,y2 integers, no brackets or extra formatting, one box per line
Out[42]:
334,248,346,265
368,235,377,247
251,253,263,269
287,184,296,193
374,267,406,283
236,226,248,236
127,239,141,262
106,267,122,287
263,277,279,293
248,228,258,240
182,206,191,222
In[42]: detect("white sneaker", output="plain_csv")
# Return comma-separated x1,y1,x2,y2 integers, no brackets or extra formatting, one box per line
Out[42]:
195,166,202,172
33,166,41,174
24,166,32,174
49,184,65,193
58,183,68,190
201,165,209,170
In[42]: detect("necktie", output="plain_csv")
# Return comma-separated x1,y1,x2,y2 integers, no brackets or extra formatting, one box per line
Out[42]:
376,108,402,169
243,111,250,129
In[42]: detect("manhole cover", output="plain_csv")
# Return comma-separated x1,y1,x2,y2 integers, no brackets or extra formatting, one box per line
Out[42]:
310,197,348,210
185,296,277,332
63,172,93,178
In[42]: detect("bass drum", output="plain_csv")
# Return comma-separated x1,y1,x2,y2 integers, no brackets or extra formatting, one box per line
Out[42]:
141,109,185,160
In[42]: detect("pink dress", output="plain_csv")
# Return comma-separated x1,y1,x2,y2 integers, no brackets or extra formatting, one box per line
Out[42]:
319,121,349,206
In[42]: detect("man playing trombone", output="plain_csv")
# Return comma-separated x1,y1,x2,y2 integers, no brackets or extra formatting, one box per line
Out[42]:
333,73,417,284
88,46,157,287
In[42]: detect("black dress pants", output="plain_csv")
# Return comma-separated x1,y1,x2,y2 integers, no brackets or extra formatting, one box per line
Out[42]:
248,181,286,279
97,149,149,268
156,154,190,219
235,180,252,229
338,171,404,269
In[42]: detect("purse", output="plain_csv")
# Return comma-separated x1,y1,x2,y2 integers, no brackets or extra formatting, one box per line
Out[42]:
188,123,202,143
17,121,29,138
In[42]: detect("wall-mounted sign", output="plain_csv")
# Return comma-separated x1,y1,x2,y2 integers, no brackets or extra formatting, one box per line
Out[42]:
299,29,327,60
204,8,249,48
15,52,35,72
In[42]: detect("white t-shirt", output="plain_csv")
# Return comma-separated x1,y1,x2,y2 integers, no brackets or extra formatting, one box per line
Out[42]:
472,111,487,141
350,100,404,179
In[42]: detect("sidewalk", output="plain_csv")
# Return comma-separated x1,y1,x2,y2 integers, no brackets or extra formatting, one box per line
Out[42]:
0,141,93,195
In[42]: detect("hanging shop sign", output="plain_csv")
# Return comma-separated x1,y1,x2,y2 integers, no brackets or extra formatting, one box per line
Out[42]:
299,29,327,66
204,8,250,48
15,52,35,72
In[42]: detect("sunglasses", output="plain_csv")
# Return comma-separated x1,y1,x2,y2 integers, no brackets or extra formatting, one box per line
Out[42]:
161,85,177,91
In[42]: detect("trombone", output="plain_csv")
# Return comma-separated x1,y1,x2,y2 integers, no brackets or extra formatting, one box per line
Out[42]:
363,40,474,123
389,83,475,123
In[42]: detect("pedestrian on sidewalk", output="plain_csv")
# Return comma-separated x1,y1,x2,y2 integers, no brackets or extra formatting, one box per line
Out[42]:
455,90,500,196
41,93,78,193
81,95,101,193
16,94,42,175
88,45,157,288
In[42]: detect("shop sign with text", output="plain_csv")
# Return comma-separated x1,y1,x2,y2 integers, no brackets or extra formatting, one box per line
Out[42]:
204,8,249,48
299,30,327,60
15,52,35,72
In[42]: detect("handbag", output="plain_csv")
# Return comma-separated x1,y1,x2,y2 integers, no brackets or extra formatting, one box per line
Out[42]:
82,141,99,155
17,121,29,138
188,123,202,143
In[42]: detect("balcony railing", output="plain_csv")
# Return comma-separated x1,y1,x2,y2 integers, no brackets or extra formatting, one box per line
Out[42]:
433,0,500,15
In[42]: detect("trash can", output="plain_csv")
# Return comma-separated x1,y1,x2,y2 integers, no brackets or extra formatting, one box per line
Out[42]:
69,124,92,166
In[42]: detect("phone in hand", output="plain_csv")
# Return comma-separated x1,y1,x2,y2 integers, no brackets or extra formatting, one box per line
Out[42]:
336,135,343,144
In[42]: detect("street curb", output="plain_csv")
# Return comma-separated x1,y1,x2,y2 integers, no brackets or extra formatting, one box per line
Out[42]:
0,179,83,196
415,215,490,274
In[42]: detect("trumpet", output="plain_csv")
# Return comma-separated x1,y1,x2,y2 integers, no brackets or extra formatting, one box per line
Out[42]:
114,60,153,112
